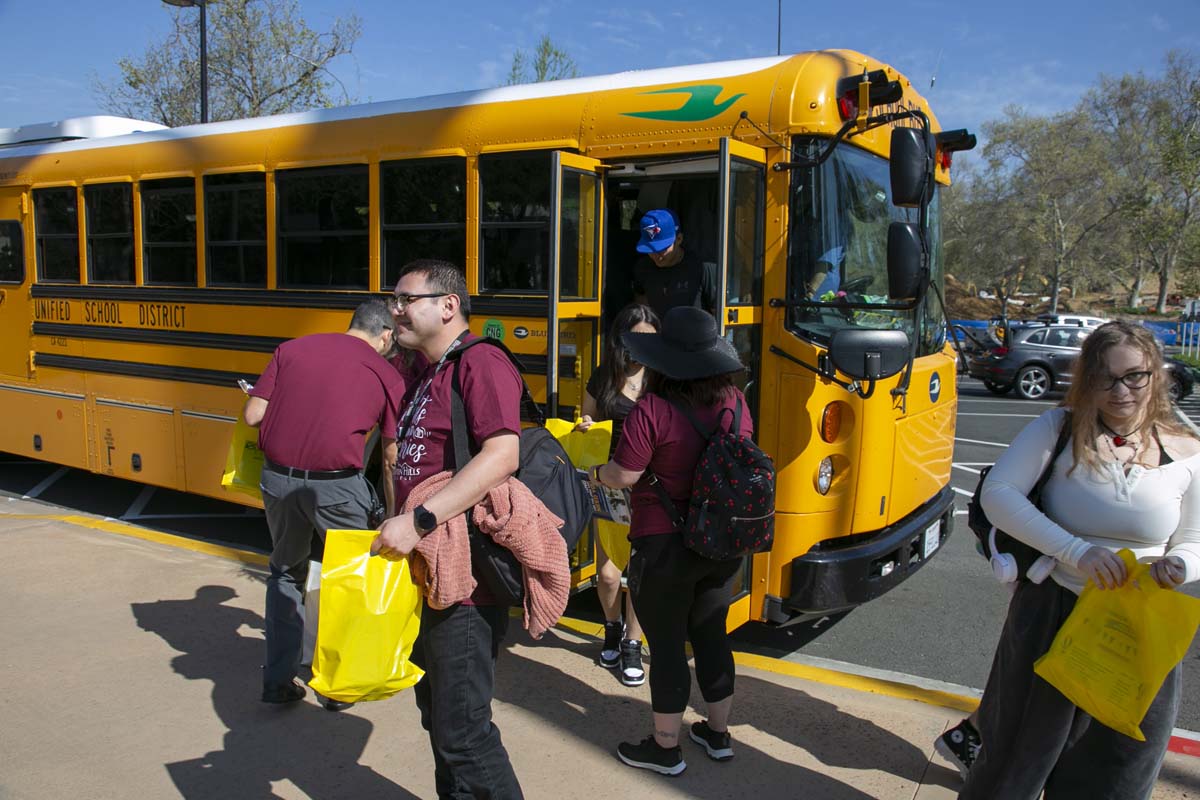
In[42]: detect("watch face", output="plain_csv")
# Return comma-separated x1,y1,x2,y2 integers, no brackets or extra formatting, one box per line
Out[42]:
416,507,436,532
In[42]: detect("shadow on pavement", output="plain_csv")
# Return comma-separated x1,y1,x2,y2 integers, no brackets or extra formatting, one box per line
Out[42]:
497,629,927,798
132,585,418,800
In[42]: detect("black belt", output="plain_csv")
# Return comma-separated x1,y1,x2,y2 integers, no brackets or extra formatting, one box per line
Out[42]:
264,459,360,481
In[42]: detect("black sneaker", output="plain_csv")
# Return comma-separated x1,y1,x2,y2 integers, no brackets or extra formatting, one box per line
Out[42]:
619,639,645,686
935,718,981,780
261,679,306,704
600,620,624,669
617,736,686,776
689,720,733,761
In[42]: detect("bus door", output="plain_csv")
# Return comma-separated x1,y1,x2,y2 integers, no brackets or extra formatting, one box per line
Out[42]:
0,186,30,379
549,152,605,586
716,138,767,630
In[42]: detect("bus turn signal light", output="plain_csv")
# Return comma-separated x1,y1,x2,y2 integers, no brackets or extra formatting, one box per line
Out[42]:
820,403,841,443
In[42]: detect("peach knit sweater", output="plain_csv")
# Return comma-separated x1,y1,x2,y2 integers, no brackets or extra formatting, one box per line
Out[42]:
404,471,569,639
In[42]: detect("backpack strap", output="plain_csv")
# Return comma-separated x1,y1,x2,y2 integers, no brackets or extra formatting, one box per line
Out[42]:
1030,410,1072,498
448,336,545,426
645,395,743,531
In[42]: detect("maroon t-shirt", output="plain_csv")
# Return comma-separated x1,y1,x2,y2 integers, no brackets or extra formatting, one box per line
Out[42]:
249,333,406,471
613,389,754,539
392,333,523,506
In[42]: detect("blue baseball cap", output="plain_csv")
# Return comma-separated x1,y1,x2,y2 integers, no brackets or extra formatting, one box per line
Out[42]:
635,209,679,254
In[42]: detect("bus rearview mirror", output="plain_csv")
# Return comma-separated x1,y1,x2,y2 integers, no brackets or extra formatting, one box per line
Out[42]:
829,329,911,381
887,222,924,301
890,128,932,208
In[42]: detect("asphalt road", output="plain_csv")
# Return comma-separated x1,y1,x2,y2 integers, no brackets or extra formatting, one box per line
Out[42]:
4,377,1200,728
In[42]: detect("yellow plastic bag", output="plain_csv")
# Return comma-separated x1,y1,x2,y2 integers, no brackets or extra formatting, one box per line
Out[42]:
543,419,631,568
544,418,613,469
308,530,424,703
596,519,632,572
220,417,264,500
1034,549,1200,740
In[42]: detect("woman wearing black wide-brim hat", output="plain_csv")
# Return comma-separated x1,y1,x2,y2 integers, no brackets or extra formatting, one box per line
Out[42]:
590,306,750,776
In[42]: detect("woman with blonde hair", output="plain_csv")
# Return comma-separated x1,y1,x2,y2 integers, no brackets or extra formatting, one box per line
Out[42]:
962,320,1200,799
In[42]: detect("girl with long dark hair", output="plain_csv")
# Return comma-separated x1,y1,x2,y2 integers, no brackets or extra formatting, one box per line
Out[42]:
576,303,660,686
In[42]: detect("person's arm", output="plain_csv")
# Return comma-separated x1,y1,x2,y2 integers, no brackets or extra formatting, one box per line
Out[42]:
243,396,268,428
1152,464,1200,588
576,390,599,431
979,409,1095,567
594,460,643,490
381,438,397,517
372,432,519,558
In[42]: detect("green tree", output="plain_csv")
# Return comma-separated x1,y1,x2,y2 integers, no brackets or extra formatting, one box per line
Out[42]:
93,0,362,126
505,35,579,86
983,106,1119,313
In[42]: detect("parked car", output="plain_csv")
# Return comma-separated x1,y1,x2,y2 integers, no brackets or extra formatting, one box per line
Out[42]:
1034,313,1110,329
968,321,1195,402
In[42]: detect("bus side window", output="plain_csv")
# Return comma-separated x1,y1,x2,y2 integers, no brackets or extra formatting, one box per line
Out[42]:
34,187,80,283
85,183,135,284
479,152,552,293
381,157,467,289
276,165,369,289
205,172,267,287
142,177,197,285
0,221,24,283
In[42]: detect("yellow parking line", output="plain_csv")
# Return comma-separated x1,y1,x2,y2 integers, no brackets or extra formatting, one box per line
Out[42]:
5,513,269,567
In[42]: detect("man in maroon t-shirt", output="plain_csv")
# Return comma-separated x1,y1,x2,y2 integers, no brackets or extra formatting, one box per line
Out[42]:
373,259,525,799
242,299,405,708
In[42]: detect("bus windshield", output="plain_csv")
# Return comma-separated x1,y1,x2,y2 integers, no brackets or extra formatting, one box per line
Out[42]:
786,139,941,352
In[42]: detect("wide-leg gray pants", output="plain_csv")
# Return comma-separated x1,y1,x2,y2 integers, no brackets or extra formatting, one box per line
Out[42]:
260,468,372,689
961,577,1180,800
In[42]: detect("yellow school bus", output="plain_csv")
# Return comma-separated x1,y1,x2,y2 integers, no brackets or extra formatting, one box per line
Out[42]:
0,50,973,628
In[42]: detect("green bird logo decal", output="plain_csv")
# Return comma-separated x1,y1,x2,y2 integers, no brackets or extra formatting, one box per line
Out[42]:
621,84,746,122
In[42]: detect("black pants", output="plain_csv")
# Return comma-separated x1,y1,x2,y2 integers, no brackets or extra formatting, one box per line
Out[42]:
411,601,523,800
962,578,1181,800
628,533,741,714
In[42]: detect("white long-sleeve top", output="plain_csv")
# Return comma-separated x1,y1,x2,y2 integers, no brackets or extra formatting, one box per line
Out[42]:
980,407,1200,594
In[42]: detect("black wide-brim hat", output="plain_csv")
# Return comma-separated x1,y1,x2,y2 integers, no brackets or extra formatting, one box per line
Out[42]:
622,306,744,381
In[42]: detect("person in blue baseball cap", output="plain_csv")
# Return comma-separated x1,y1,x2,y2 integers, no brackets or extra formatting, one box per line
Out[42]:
632,208,717,320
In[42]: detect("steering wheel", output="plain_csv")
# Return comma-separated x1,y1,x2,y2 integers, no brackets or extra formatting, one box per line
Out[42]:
840,275,874,294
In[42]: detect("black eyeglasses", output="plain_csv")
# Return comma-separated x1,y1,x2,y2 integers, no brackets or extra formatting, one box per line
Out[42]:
388,293,446,311
1099,370,1152,391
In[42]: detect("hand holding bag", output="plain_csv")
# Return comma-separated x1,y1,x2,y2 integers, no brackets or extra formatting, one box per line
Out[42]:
308,530,424,703
1034,548,1200,740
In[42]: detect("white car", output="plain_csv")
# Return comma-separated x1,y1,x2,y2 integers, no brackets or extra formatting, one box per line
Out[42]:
1034,314,1109,328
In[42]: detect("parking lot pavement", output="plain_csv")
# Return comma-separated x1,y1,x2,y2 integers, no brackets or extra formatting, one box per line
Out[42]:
3,495,1197,799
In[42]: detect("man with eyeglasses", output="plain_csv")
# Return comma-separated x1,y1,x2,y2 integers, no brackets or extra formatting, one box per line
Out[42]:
375,259,526,798
242,299,405,709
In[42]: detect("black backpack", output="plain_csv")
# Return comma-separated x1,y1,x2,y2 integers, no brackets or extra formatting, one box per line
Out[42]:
447,337,592,606
967,411,1071,580
651,397,776,560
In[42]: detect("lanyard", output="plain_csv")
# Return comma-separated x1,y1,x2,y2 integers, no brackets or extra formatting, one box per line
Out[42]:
395,330,470,444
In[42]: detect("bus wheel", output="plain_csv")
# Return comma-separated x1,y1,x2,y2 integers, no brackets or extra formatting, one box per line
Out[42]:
983,380,1012,396
1016,365,1051,400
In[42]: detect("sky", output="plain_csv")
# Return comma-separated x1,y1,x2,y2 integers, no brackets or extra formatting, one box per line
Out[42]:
1,0,1198,160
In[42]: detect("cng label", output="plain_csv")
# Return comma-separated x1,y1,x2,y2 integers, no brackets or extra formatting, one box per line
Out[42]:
929,372,941,403
482,319,505,340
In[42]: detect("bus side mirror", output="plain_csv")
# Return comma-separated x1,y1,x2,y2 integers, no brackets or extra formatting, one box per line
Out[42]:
829,329,910,380
890,128,932,207
887,222,924,301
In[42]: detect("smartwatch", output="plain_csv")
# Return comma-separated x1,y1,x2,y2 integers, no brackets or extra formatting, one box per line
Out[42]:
413,504,438,535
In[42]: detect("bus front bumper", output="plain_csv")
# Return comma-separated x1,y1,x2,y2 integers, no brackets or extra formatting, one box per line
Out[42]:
762,487,955,624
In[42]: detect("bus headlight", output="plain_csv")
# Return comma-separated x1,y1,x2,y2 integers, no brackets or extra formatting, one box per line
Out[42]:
817,457,833,495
